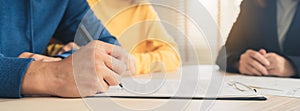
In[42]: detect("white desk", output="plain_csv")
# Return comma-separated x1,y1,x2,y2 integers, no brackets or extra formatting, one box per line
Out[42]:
1,65,300,111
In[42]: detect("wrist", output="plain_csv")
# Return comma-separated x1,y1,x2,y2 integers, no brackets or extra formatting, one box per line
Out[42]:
285,61,296,77
21,61,61,96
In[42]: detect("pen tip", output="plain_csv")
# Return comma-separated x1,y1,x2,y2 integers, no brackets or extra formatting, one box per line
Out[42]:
119,83,123,88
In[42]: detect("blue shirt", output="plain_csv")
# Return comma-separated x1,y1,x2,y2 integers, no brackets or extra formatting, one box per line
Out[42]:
0,0,119,98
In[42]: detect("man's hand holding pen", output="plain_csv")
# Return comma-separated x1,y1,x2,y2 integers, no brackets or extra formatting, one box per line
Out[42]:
22,41,135,97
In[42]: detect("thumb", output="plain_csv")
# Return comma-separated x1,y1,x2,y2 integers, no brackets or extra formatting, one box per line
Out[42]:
259,49,267,55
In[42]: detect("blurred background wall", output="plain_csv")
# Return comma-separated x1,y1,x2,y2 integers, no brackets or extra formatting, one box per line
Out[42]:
151,0,243,65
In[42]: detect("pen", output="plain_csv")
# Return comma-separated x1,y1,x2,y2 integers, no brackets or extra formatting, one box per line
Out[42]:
79,24,123,89
79,24,95,42
119,83,123,88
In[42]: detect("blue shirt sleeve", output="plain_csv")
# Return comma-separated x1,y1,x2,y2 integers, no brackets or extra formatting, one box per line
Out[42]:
53,0,120,46
0,54,34,98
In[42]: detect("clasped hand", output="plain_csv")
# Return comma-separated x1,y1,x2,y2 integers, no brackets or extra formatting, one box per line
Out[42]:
239,49,295,77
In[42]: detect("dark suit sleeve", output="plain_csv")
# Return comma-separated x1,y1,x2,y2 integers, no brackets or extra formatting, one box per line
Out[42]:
216,0,258,73
286,56,300,77
53,0,120,46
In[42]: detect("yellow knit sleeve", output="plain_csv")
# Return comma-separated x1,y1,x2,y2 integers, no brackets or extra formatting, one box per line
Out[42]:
131,39,181,74
87,0,98,7
88,1,181,74
129,4,181,74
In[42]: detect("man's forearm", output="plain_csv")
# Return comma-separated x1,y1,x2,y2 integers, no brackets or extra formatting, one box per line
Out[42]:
21,61,60,96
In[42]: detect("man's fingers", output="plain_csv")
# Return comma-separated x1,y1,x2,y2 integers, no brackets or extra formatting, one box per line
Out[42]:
240,66,252,75
103,55,127,75
240,50,268,76
31,54,62,62
109,47,135,74
94,41,125,59
96,41,130,67
18,52,33,58
245,65,262,76
98,79,109,93
102,68,121,86
266,64,276,70
94,41,135,74
68,42,80,49
110,46,126,60
248,59,268,75
18,52,36,59
259,49,267,55
42,57,62,62
93,42,127,75
95,66,119,92
31,54,46,61
18,52,62,62
265,54,278,70
58,46,72,54
247,50,270,66
239,62,260,76
240,65,259,76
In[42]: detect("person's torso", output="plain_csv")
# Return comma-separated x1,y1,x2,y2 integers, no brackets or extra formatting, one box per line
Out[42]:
245,0,300,56
0,0,69,57
90,0,178,54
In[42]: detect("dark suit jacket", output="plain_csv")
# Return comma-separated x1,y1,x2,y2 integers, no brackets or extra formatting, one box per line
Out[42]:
216,0,300,77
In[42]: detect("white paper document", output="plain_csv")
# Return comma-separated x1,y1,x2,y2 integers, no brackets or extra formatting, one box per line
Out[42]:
225,75,300,98
95,78,261,99
95,65,300,99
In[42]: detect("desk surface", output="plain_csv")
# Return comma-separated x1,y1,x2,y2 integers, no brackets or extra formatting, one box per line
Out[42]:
1,65,299,111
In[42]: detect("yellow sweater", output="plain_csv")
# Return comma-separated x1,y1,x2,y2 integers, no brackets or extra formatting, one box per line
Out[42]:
88,0,181,74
